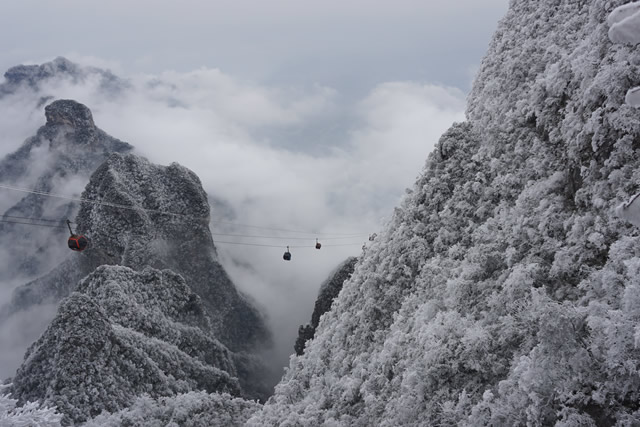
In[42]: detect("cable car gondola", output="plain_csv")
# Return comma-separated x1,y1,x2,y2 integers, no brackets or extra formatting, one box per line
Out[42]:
66,220,88,252
315,238,321,249
283,246,292,261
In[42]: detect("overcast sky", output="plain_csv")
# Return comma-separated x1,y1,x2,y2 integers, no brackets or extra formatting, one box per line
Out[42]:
0,0,510,378
1,0,508,91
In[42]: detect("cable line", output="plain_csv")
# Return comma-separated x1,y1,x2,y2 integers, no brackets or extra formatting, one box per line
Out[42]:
0,183,370,237
209,232,365,241
0,218,67,229
213,240,363,248
0,217,366,254
2,214,68,224
0,183,205,221
0,215,366,243
209,219,366,236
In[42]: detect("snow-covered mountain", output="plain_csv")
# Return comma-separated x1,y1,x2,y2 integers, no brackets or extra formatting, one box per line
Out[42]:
0,96,273,425
4,150,272,422
0,56,127,99
250,0,640,425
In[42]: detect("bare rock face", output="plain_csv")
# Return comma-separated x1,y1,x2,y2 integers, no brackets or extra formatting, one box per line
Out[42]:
44,99,95,130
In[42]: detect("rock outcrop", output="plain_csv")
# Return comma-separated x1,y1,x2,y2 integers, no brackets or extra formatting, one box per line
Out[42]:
0,56,127,98
0,99,132,279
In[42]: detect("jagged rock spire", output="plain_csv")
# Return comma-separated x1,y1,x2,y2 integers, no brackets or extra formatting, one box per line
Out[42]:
44,99,95,130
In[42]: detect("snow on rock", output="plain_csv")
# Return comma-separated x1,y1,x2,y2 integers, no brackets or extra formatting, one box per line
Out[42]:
609,1,640,44
608,2,640,108
75,152,271,354
7,152,270,355
44,99,95,132
0,56,127,98
0,99,132,185
607,0,640,26
250,0,640,425
625,86,640,107
0,65,272,424
616,193,640,227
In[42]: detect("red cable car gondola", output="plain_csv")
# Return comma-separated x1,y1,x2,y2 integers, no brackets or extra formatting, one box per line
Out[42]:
66,220,89,252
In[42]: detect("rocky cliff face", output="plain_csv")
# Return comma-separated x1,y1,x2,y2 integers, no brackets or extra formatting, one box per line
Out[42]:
0,99,132,181
251,0,640,425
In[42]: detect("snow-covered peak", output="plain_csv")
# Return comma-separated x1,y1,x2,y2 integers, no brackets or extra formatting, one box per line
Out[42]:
10,265,241,425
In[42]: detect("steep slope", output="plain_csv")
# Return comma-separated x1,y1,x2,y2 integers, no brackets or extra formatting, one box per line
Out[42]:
295,257,358,356
0,99,132,279
252,0,640,425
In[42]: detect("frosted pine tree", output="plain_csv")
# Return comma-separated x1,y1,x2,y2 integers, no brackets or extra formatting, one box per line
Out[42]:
83,391,260,427
0,384,62,427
